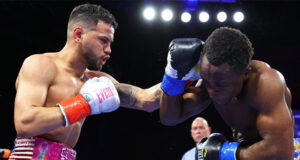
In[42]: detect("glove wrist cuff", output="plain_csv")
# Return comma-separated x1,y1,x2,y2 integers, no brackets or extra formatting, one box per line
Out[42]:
220,141,240,160
161,73,187,95
57,94,91,128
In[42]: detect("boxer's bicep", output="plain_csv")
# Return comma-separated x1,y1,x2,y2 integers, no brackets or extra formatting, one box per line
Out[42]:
239,74,293,159
14,55,58,136
255,71,293,144
15,55,54,112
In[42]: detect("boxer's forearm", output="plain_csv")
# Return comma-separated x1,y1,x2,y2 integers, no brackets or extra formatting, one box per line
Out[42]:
238,116,294,160
115,83,161,112
239,97,295,160
238,139,293,160
14,106,66,138
160,86,211,126
159,93,184,126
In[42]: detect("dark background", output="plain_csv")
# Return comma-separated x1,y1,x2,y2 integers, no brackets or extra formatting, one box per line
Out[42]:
0,0,300,159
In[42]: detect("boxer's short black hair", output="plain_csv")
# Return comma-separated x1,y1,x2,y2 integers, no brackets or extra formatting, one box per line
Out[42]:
202,27,254,73
68,3,118,30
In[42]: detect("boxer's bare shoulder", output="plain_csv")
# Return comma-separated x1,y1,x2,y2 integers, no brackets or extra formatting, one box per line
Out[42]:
248,60,290,109
16,53,57,89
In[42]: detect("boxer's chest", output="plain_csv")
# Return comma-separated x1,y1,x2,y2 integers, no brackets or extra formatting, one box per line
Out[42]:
46,72,84,107
41,71,85,147
215,100,260,139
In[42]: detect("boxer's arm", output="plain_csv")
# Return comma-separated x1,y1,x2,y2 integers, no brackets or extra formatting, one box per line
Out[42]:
237,71,294,160
160,81,211,126
14,55,65,138
84,71,161,112
114,83,161,112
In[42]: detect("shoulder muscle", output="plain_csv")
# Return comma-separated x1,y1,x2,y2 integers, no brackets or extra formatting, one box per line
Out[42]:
16,54,56,89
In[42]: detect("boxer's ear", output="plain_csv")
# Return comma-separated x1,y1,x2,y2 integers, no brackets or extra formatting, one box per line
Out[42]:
243,66,252,80
73,27,84,43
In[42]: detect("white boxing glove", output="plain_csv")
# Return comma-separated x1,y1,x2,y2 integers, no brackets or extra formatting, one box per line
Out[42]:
57,76,120,127
80,76,120,114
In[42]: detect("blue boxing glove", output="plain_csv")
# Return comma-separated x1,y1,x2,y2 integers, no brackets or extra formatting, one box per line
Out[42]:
161,38,204,95
196,133,240,160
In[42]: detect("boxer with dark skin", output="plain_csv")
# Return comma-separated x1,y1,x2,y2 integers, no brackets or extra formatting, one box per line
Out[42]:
11,4,161,159
160,27,294,159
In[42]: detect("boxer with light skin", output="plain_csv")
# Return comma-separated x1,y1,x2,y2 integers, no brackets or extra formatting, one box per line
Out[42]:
160,27,294,159
10,3,161,160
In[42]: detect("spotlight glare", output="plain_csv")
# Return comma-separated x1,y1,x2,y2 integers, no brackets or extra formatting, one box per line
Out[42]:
233,11,244,22
143,7,156,20
199,11,209,23
181,12,191,23
217,11,227,22
161,9,173,22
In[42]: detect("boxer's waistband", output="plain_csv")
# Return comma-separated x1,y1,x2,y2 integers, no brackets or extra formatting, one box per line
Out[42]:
9,137,76,160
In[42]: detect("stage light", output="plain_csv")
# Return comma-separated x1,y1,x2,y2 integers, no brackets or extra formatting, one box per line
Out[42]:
181,12,191,23
199,11,209,23
161,8,173,22
233,11,244,22
143,7,156,21
217,11,227,22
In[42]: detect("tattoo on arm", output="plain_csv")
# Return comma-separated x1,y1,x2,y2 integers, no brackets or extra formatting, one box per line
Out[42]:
115,84,138,107
153,85,163,105
115,83,162,111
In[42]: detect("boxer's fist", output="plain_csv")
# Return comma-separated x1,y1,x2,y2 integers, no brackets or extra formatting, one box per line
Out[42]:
196,133,240,160
165,38,203,80
57,77,120,127
80,76,120,114
161,38,204,95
